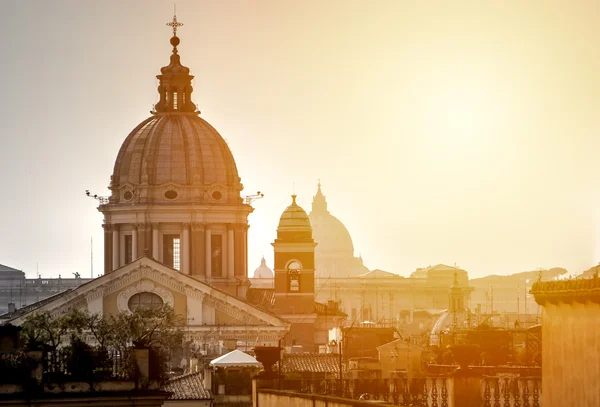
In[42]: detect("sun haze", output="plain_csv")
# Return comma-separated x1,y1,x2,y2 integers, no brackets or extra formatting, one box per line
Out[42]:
0,0,598,278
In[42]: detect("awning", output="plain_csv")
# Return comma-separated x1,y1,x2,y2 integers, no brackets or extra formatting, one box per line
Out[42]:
209,350,262,368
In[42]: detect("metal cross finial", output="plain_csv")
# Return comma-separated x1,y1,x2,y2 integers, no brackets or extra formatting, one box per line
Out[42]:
167,10,183,37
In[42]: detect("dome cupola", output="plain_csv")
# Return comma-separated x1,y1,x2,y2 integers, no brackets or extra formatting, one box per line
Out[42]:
275,195,314,243
154,15,197,113
107,15,243,205
99,15,253,299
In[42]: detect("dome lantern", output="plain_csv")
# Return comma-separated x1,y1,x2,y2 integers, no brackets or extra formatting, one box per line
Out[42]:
154,14,197,113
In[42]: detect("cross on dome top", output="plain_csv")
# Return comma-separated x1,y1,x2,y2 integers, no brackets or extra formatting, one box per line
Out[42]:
167,13,183,37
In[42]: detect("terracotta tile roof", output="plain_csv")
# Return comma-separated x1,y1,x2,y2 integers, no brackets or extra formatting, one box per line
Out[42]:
247,289,346,317
164,371,213,400
246,288,275,311
278,353,342,374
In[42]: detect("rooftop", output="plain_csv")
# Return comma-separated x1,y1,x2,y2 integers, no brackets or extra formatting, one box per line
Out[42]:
164,371,212,400
531,276,600,305
278,353,342,374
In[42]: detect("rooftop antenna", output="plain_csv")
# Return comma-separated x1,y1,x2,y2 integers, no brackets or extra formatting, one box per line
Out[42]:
91,237,94,279
243,191,265,205
85,190,109,205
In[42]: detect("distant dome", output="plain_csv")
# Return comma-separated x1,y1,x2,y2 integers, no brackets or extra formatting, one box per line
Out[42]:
278,195,312,232
309,184,354,255
253,257,273,279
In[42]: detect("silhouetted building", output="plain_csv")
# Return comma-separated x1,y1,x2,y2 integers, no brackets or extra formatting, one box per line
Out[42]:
470,267,567,314
0,263,91,314
248,195,344,352
309,183,368,279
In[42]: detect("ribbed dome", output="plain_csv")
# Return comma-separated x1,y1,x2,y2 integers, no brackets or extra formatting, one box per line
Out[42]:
110,114,242,204
253,257,274,279
108,28,242,205
277,195,312,232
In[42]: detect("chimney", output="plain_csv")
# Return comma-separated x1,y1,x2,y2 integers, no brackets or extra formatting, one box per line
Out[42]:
7,303,16,313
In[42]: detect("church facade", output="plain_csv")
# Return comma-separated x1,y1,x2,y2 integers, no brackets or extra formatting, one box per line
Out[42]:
3,19,290,349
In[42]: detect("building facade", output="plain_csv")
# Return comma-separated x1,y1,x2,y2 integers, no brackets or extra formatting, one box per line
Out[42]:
0,264,91,314
532,276,600,407
4,19,291,350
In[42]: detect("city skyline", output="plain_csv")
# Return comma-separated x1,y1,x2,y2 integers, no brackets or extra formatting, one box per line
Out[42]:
1,1,599,278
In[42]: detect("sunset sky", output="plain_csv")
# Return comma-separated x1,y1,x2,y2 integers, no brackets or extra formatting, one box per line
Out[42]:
0,0,599,279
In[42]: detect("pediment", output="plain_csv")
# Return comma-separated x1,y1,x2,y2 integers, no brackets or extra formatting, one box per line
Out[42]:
9,257,289,330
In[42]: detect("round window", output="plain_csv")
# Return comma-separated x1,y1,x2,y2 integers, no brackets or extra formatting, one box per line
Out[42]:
128,292,164,312
212,191,222,200
123,191,133,201
164,190,178,200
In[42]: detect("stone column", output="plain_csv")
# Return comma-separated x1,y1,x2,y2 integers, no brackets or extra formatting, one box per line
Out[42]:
103,224,113,275
191,223,205,276
112,224,120,271
136,223,148,258
244,226,249,277
228,226,235,279
152,223,160,261
132,224,138,260
205,227,212,278
182,223,190,275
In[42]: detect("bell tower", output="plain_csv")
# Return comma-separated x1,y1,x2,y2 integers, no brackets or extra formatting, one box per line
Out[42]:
272,195,317,316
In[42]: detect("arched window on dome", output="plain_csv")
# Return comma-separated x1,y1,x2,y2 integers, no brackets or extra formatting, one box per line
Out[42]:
173,92,178,110
287,261,302,292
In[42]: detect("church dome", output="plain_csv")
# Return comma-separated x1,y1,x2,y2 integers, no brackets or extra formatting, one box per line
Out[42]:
108,30,242,205
253,257,273,279
111,114,242,203
309,184,354,255
277,195,312,232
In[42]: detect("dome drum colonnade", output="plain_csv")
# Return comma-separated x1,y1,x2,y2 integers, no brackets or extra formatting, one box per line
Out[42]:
99,18,252,297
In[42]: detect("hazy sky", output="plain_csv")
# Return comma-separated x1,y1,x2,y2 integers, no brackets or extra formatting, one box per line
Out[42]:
1,1,599,279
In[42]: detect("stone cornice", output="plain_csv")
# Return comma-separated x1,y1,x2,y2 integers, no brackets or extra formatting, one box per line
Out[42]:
191,222,205,231
531,277,600,305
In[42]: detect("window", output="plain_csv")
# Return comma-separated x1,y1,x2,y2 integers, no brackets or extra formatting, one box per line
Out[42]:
211,235,223,277
287,261,301,292
173,237,181,270
362,308,370,322
128,292,164,312
164,190,178,200
125,235,133,264
173,92,178,109
163,234,181,271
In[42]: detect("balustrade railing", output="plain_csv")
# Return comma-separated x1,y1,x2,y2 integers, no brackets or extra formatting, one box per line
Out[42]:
44,348,131,381
481,377,541,407
271,376,540,407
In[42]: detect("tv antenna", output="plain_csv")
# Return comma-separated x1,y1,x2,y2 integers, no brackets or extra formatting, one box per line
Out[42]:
243,191,264,205
85,190,109,204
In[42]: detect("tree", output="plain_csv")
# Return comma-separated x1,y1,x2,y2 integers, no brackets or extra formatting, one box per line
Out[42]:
20,305,184,384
